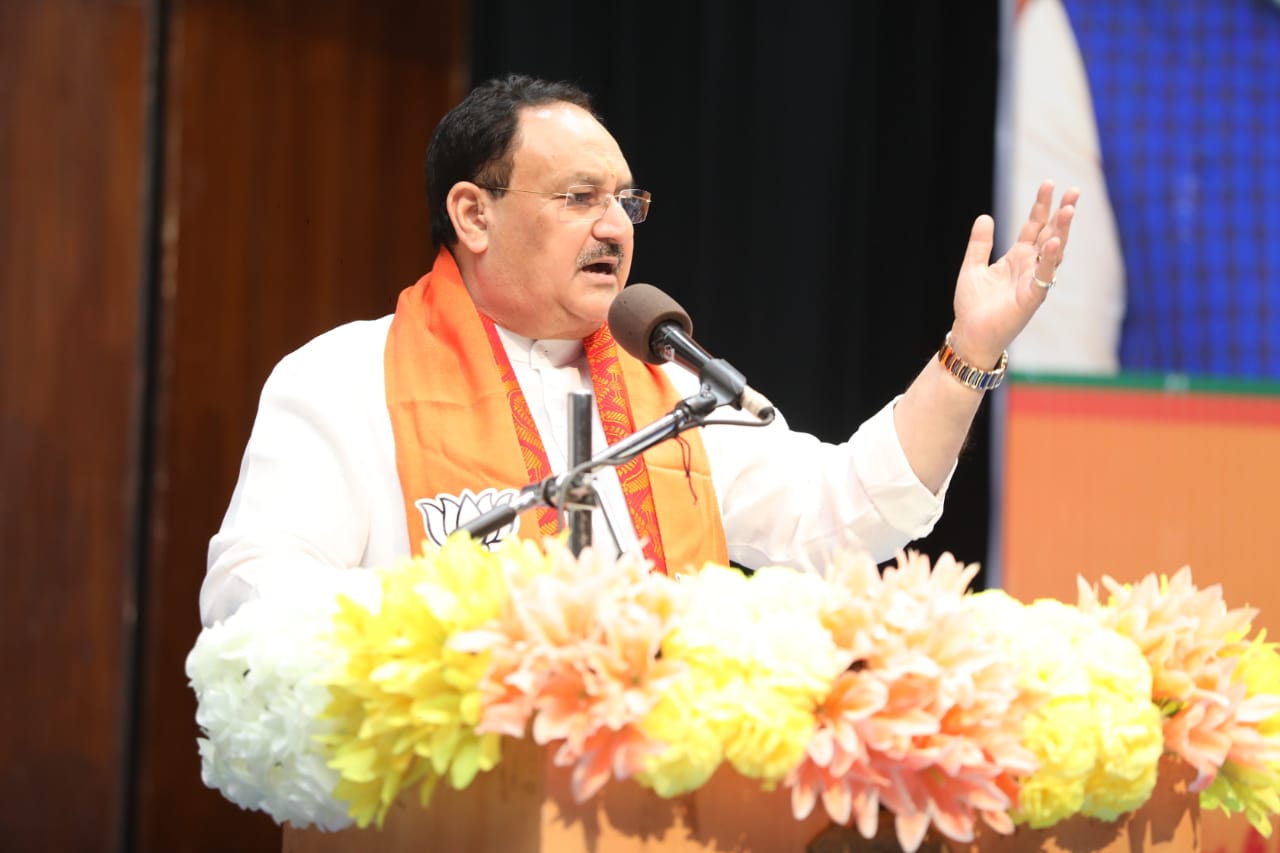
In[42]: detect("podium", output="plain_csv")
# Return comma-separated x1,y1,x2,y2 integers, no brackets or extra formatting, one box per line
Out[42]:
281,739,1198,853
282,736,832,852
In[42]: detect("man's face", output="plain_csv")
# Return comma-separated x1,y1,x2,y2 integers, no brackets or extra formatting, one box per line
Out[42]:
471,102,636,340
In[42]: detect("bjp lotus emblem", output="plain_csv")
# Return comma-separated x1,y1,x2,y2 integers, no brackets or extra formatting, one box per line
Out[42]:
415,487,520,549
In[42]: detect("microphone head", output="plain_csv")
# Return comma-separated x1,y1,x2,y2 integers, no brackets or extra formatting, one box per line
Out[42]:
608,283,693,365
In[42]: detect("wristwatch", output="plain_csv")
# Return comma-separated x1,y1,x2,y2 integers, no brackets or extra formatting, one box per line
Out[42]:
937,332,1008,391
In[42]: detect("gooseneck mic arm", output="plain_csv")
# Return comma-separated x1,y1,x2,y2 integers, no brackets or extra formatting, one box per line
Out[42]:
608,283,776,420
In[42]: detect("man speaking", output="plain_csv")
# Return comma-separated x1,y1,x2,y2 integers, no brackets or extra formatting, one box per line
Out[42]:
199,74,1076,627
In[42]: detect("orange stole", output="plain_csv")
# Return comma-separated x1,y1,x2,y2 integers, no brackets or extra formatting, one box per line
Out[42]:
383,250,727,574
596,326,729,573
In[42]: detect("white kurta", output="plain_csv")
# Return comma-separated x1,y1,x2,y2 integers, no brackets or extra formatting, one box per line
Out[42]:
201,316,950,626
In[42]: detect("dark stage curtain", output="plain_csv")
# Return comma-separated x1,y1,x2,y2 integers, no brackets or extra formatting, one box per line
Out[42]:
471,1,1002,579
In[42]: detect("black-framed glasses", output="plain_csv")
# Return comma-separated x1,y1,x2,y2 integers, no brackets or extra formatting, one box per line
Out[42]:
478,184,651,224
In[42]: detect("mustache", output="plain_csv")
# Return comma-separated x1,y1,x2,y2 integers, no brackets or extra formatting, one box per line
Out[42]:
576,243,624,268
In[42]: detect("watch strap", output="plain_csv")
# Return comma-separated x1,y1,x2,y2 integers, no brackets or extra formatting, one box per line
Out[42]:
938,332,1008,391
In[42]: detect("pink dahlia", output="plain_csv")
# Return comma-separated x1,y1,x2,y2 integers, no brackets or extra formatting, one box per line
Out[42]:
452,540,684,801
788,550,1037,853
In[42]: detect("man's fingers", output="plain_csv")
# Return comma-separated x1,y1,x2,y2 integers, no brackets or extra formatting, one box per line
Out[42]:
1035,236,1062,287
1033,197,1077,269
965,214,996,269
1050,204,1076,256
1015,180,1056,243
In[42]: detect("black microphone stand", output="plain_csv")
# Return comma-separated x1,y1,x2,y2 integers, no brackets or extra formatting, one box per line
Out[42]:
565,390,594,556
455,388,723,548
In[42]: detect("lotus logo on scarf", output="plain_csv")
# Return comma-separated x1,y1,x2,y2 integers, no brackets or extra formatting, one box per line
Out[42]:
415,487,520,549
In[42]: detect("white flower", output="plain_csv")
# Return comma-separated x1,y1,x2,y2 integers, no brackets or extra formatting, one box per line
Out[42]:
185,572,378,830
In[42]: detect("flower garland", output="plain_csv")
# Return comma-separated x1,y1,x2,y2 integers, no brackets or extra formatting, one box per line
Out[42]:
186,539,1280,850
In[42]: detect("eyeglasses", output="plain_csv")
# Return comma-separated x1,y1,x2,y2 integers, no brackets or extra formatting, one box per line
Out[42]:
478,184,651,224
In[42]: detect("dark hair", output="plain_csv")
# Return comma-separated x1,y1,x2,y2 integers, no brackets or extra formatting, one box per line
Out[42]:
425,74,597,249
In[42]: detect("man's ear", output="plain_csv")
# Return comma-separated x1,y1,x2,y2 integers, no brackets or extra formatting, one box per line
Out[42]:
448,182,489,253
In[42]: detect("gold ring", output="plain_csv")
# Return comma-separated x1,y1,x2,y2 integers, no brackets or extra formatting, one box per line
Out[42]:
1033,275,1057,291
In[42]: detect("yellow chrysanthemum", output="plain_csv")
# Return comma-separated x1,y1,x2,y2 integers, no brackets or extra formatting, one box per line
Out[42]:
970,593,1162,829
1014,696,1093,827
723,671,823,787
317,535,545,826
637,565,835,794
1079,693,1164,820
636,667,732,797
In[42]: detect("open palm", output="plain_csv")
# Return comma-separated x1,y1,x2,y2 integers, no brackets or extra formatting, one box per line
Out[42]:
949,180,1079,367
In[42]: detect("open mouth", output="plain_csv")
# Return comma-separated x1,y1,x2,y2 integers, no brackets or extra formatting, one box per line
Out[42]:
580,259,619,277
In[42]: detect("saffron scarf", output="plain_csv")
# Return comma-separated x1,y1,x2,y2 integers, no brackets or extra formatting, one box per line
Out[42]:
384,249,728,574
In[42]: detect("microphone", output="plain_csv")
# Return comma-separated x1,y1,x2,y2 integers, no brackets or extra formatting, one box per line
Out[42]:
608,284,776,419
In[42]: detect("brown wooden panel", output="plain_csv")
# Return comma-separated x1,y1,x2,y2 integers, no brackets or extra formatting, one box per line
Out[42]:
0,0,149,848
132,1,469,850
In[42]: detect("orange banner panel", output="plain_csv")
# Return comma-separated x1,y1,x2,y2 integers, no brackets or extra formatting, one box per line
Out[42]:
1003,382,1280,607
